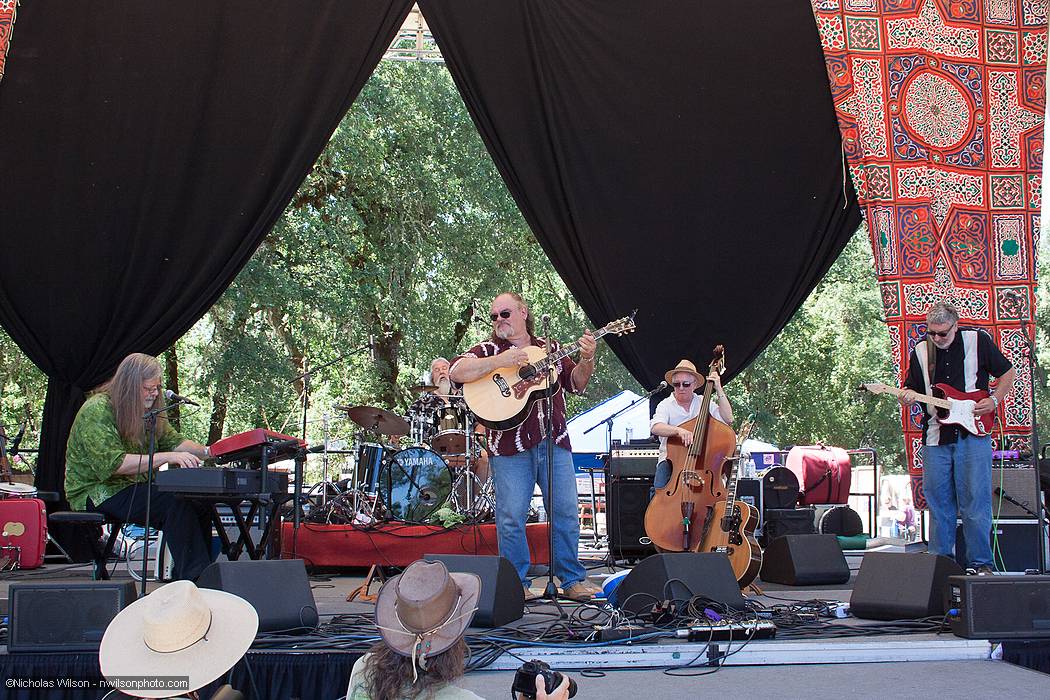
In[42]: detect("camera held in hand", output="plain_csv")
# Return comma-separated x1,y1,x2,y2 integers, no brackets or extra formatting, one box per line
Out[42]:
511,659,578,699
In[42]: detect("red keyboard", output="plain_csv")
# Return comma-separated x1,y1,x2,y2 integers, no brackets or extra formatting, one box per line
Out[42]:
210,429,306,465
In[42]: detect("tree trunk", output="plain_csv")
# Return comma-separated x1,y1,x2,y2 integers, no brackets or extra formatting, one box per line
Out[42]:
207,307,250,444
371,313,403,410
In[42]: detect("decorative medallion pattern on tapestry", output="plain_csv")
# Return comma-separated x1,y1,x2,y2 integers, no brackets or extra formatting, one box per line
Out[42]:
811,0,1046,508
0,0,17,82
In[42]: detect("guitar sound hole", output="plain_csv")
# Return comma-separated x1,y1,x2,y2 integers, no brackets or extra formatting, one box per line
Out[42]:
519,365,536,380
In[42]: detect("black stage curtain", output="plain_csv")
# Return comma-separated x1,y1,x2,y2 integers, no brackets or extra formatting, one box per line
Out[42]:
0,0,413,493
420,0,860,388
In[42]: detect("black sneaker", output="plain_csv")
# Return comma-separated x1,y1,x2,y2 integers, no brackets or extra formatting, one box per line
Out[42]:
975,565,996,576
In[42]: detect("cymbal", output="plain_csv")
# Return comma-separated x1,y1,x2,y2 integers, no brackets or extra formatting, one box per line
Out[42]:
337,405,410,436
409,384,439,393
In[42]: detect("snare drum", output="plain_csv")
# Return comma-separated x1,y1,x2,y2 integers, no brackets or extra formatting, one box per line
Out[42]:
0,482,38,499
356,443,391,494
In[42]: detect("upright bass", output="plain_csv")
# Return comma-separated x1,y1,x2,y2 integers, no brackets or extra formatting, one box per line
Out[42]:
643,346,737,552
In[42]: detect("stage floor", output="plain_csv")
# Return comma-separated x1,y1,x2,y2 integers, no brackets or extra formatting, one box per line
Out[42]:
2,548,1046,698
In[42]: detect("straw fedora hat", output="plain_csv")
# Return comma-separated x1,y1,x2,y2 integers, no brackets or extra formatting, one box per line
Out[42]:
375,560,480,665
664,359,704,386
99,580,258,698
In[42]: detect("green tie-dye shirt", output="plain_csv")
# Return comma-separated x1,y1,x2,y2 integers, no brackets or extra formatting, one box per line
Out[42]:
65,393,184,510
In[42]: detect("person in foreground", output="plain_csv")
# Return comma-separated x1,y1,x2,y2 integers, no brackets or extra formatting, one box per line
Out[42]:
65,352,215,581
347,559,573,700
99,579,258,698
900,302,1015,574
449,292,602,602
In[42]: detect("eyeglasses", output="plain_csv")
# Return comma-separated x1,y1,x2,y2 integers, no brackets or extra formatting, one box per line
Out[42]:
672,381,694,388
490,309,513,321
926,324,956,339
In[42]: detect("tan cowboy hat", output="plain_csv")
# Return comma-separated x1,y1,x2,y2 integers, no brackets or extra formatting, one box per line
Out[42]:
375,560,481,663
664,359,704,386
99,580,259,698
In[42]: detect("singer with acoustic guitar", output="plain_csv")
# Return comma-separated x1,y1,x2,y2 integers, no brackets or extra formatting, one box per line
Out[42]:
900,302,1014,575
449,292,601,602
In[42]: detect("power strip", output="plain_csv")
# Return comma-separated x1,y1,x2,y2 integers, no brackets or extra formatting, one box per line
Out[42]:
674,619,776,641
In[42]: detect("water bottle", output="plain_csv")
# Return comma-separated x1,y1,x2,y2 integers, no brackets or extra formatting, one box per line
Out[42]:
625,427,634,444
536,502,547,522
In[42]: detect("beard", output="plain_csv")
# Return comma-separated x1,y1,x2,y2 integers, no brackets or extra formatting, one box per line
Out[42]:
495,324,512,340
436,377,451,396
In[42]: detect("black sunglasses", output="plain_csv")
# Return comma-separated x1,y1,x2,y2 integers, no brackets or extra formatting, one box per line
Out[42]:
926,324,956,339
490,310,513,321
672,381,694,388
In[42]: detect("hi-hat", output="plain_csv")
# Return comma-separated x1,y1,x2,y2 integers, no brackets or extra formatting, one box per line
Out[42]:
336,405,410,436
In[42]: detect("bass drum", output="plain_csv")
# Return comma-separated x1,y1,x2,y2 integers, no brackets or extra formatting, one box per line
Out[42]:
0,482,37,499
379,446,452,523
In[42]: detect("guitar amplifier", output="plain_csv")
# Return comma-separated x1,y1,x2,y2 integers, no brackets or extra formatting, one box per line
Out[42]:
606,449,659,479
947,575,1050,639
990,465,1042,519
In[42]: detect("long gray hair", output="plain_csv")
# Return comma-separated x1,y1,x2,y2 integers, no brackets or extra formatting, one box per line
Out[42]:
98,353,167,447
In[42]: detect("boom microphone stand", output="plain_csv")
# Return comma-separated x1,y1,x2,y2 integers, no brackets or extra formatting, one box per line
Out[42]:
140,395,186,597
539,315,566,618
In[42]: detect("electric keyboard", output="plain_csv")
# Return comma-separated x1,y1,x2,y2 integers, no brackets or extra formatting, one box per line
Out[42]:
155,467,289,497
210,428,306,466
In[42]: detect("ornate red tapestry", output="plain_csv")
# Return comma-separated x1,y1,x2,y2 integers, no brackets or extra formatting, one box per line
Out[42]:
0,0,16,82
810,0,1046,507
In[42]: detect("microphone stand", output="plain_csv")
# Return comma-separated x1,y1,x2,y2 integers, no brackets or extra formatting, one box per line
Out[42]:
1015,305,1047,572
140,397,184,597
539,316,566,618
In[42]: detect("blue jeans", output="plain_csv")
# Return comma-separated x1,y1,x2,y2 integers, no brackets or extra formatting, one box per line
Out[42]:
490,442,587,587
922,434,993,567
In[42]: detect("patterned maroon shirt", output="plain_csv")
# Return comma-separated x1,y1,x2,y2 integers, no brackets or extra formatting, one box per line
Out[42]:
451,336,581,457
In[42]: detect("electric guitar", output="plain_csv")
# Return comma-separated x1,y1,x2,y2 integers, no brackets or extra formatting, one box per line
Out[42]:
462,313,636,430
858,382,995,436
698,419,762,588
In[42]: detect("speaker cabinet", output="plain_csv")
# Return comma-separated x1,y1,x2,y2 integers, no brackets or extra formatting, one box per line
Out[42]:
956,519,1043,572
947,574,1050,639
607,477,656,560
7,581,137,652
761,508,815,547
850,552,963,620
990,466,1042,519
615,553,746,614
759,534,850,586
197,558,318,631
424,554,524,628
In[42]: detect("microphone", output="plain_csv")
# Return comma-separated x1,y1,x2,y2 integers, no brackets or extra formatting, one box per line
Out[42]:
648,380,669,396
164,389,200,407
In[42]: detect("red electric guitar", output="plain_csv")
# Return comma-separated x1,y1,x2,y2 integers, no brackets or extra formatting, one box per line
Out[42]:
858,382,996,437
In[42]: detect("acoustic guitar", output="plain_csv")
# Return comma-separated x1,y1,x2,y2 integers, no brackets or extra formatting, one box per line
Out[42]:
697,419,762,588
463,314,636,430
858,382,995,437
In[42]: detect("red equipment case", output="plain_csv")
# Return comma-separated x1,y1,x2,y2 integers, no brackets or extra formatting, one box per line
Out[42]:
0,497,48,569
785,445,851,505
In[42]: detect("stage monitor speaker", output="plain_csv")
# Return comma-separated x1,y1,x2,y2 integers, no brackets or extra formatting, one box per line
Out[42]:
7,581,137,652
607,477,656,560
956,519,1043,573
947,574,1050,639
759,534,850,586
425,554,524,628
197,558,318,631
850,552,963,620
615,552,746,614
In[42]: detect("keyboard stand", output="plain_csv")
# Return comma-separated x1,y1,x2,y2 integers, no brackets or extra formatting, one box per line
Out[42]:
180,493,290,561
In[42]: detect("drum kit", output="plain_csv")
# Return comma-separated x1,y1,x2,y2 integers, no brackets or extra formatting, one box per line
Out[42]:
310,386,494,525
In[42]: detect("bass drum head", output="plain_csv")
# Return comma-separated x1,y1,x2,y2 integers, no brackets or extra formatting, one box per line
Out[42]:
379,447,452,522
818,505,864,536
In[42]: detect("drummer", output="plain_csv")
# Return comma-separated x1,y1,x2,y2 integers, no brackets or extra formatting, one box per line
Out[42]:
428,357,454,405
